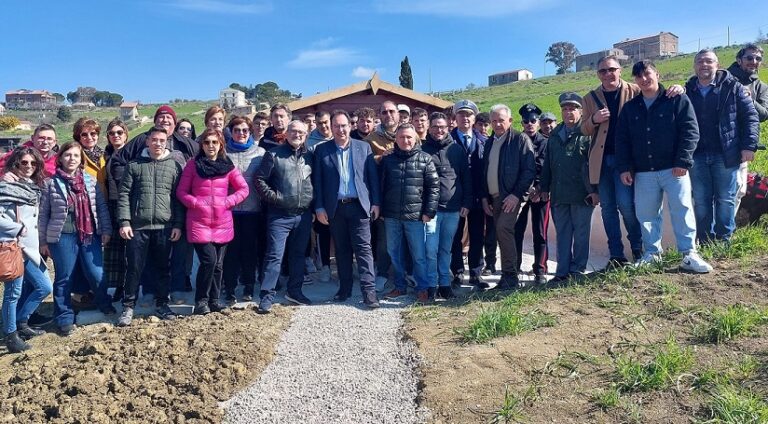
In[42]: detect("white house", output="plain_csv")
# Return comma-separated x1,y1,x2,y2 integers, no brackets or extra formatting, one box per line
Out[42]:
0,103,5,115
219,88,246,109
488,69,534,86
120,101,139,121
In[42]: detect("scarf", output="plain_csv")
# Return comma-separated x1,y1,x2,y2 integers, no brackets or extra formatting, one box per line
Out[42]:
195,155,235,178
226,135,254,152
272,131,288,144
55,169,94,245
83,146,104,166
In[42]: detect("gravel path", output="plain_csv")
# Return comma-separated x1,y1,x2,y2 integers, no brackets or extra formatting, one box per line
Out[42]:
222,294,426,424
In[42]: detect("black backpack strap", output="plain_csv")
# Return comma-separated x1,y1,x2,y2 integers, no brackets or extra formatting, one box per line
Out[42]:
590,90,605,110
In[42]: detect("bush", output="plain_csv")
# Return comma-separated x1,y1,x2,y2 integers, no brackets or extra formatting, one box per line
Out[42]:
57,106,72,122
0,116,21,131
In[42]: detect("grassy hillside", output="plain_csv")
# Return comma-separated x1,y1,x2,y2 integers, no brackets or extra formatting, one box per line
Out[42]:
444,44,768,174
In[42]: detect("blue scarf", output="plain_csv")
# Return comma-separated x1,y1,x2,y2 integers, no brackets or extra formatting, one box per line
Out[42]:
226,135,254,152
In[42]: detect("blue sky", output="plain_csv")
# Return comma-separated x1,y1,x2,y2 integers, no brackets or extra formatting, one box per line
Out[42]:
2,0,766,103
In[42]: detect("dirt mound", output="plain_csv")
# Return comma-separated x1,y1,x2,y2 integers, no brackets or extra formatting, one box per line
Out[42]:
0,308,291,423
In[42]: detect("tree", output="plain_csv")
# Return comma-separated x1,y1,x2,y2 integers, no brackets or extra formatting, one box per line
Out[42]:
57,106,72,122
52,93,65,103
228,81,299,105
546,42,580,75
758,29,767,43
399,56,413,89
0,116,21,131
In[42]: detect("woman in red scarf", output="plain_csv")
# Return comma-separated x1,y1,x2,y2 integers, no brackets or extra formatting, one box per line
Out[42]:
39,142,113,335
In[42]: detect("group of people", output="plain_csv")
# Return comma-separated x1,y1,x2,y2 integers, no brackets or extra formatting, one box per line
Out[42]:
1,44,765,353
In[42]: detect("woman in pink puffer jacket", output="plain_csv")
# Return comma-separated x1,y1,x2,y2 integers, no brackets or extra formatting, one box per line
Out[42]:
177,129,248,315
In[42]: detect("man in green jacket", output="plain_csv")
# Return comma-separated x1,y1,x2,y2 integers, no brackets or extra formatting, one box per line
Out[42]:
541,93,598,285
116,127,184,326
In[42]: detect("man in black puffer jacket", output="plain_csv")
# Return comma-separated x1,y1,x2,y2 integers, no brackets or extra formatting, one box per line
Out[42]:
380,124,439,302
421,112,471,300
254,120,315,313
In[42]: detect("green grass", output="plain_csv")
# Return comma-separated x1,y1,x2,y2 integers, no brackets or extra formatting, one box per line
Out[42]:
696,305,768,344
487,384,537,424
700,223,768,260
704,385,768,424
459,291,556,343
592,385,621,410
614,336,694,392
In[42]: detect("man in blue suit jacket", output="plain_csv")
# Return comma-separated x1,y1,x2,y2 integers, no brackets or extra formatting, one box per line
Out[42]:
314,110,382,308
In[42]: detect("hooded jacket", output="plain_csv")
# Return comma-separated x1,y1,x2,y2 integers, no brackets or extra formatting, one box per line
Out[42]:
109,129,197,188
421,133,472,212
726,61,768,122
380,145,439,221
176,159,248,244
685,69,759,168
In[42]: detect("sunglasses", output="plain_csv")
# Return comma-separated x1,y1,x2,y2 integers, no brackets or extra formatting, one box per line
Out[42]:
202,140,219,146
232,128,250,134
522,119,538,124
108,130,124,136
598,67,620,75
743,55,763,62
80,131,99,138
19,160,37,166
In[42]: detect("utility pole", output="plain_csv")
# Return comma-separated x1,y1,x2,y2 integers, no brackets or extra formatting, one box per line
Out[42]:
727,26,730,46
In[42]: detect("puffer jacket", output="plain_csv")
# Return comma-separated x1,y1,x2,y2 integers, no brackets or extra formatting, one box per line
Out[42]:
685,69,760,168
0,180,45,268
176,160,249,244
117,149,184,230
380,145,439,221
254,143,314,215
110,129,197,188
39,171,112,244
727,62,768,122
481,128,536,201
226,142,266,213
421,133,472,212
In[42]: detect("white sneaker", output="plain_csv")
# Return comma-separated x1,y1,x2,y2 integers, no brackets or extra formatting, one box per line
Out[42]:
319,266,331,283
634,253,661,268
680,251,712,273
375,276,388,292
305,257,318,273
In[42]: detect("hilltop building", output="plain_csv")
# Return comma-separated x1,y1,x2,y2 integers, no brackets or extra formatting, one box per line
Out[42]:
220,88,247,109
5,89,57,110
120,101,139,121
613,32,678,61
488,69,533,87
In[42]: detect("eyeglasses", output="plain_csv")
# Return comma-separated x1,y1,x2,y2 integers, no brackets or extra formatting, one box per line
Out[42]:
19,160,37,166
522,119,538,124
232,128,250,134
743,55,763,62
429,125,448,131
202,139,219,146
598,67,619,75
35,137,56,143
108,130,124,137
80,131,99,138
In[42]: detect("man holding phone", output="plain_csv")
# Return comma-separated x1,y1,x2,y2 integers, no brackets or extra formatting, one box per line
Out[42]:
540,93,598,285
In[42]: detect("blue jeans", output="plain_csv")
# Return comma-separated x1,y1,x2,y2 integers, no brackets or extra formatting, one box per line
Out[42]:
599,155,642,258
385,218,429,292
426,211,460,287
49,234,110,327
551,204,594,277
261,211,312,297
690,153,738,243
2,259,52,335
634,169,697,255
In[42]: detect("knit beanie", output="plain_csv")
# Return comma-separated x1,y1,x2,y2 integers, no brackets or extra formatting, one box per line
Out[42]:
154,105,177,124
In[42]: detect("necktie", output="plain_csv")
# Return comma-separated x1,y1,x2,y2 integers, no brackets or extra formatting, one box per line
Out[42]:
465,135,472,152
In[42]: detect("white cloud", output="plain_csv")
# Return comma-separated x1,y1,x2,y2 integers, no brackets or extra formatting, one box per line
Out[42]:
372,0,552,17
165,0,272,15
287,43,364,68
351,66,380,78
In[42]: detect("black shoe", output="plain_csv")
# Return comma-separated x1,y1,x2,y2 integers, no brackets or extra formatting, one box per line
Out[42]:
27,312,53,327
469,276,490,290
363,291,380,309
6,332,30,353
100,305,118,315
607,257,629,269
58,324,76,337
16,322,45,339
332,292,350,302
492,273,519,291
437,286,456,299
533,274,548,286
194,301,210,315
548,275,570,288
156,304,178,321
632,249,644,263
426,287,436,301
482,265,497,276
71,292,96,311
225,297,237,308
451,273,463,289
257,292,273,314
285,292,312,306
208,301,224,313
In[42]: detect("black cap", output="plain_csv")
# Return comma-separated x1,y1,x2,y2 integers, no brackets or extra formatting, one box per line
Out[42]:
558,92,583,108
518,103,542,121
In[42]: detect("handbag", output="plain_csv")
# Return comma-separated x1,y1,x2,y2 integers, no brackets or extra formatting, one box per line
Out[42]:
0,205,24,281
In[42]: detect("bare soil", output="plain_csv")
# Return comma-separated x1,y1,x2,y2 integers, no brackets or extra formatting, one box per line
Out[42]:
406,257,768,423
0,306,292,423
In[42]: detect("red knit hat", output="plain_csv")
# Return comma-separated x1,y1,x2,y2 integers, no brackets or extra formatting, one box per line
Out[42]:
154,105,177,124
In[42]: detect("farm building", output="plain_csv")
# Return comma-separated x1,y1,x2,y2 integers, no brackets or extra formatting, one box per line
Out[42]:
488,69,533,87
575,48,630,71
5,89,57,110
286,73,452,117
614,32,678,61
120,101,139,121
220,88,247,109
